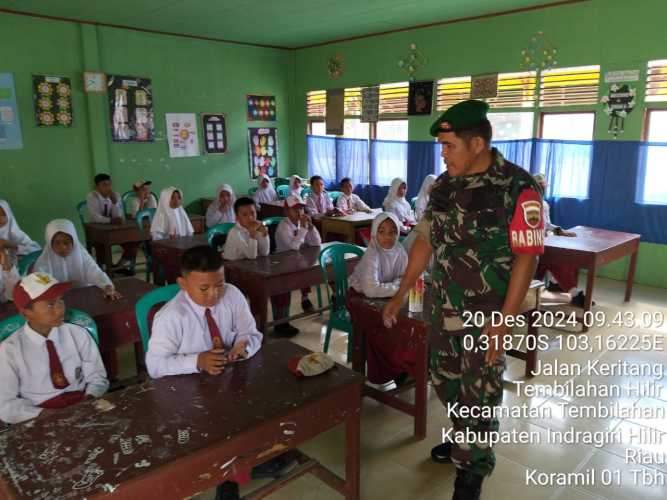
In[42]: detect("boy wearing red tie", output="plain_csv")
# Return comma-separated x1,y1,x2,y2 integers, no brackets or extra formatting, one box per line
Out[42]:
0,272,109,424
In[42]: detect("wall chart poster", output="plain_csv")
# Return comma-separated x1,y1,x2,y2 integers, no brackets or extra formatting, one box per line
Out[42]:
108,75,154,142
0,73,23,150
407,80,434,116
201,113,227,154
33,75,73,127
247,94,276,121
166,113,199,158
248,127,278,178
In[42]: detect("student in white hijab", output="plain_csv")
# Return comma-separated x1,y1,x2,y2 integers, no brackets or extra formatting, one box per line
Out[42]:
288,175,303,197
382,177,416,230
253,174,278,204
414,174,437,221
0,200,41,256
349,212,407,298
205,184,236,228
150,187,194,241
34,219,121,300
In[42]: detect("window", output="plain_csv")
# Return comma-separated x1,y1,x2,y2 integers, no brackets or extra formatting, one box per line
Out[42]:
378,82,409,115
436,76,471,111
343,119,369,139
487,71,537,109
541,112,594,140
306,90,326,118
539,65,600,107
646,60,667,103
310,121,328,136
373,120,409,185
344,87,362,116
638,110,667,204
488,112,534,140
376,120,408,141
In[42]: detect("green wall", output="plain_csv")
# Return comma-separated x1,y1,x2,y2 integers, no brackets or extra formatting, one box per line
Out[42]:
289,0,667,288
0,12,293,241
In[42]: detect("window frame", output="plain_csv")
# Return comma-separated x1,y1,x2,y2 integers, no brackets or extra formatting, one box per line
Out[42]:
538,110,597,140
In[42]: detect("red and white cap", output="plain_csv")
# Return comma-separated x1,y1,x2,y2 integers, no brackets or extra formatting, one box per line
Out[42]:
284,194,306,208
288,352,335,378
13,272,71,309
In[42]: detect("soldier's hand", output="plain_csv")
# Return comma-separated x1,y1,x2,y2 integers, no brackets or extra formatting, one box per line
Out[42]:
382,296,402,329
483,322,510,365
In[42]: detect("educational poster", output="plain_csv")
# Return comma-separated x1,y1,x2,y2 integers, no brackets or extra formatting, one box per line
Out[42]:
247,94,276,121
361,86,379,123
407,80,434,116
201,113,227,154
108,75,154,142
0,73,23,150
166,113,199,158
248,127,278,179
471,73,499,99
33,75,73,127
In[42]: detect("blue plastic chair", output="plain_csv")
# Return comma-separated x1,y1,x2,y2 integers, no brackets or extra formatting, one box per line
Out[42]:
135,208,156,281
76,200,87,226
276,185,290,200
0,308,99,344
410,196,418,210
248,187,258,197
135,284,180,353
123,191,158,216
261,216,285,227
207,223,236,248
301,187,312,199
319,243,365,362
274,177,290,187
18,250,42,276
328,191,343,203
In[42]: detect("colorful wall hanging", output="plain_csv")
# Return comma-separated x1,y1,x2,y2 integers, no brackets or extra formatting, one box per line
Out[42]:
407,81,434,116
0,73,23,150
247,94,276,121
398,43,427,81
601,84,636,138
361,86,379,123
108,75,154,142
248,127,278,179
520,31,558,71
201,113,227,154
33,75,72,127
166,113,199,158
328,54,345,80
471,74,499,99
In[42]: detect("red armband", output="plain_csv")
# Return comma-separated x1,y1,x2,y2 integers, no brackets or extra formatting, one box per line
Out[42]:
509,188,544,255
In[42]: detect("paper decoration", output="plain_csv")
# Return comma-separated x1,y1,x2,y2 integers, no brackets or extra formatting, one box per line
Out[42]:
408,81,434,116
166,113,199,158
520,31,558,71
248,127,278,179
33,75,73,127
471,74,498,99
605,70,640,83
83,72,106,93
201,113,227,154
108,75,154,142
0,73,23,150
398,43,427,81
601,84,636,138
328,54,345,79
361,86,379,123
247,94,276,121
325,88,344,135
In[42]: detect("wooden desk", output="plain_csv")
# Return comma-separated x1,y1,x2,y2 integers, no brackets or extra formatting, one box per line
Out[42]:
151,234,208,284
543,225,640,332
321,209,380,244
224,243,360,333
259,201,285,219
0,341,362,500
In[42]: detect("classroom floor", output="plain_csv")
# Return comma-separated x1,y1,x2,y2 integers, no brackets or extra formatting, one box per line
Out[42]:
117,272,667,500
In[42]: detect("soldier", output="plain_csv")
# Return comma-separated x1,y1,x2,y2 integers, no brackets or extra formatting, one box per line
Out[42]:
383,100,544,500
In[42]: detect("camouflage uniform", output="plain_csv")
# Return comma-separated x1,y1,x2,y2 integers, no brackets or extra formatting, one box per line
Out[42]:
415,148,542,477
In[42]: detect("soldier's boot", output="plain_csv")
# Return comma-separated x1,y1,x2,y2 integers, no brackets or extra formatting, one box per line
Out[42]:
452,468,484,500
430,441,452,463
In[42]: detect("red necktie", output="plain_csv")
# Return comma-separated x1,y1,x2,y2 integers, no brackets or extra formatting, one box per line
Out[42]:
205,308,224,350
46,339,70,389
316,195,323,213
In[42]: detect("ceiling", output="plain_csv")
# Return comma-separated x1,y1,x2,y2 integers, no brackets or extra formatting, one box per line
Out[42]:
0,0,575,49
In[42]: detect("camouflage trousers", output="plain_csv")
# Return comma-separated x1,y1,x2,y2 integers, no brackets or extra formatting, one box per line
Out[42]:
429,326,505,477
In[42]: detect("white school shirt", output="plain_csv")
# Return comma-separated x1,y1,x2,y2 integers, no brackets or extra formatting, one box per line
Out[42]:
150,187,194,241
336,193,371,212
275,218,322,253
543,200,559,233
0,266,20,303
223,223,270,261
146,286,263,379
0,323,109,424
86,191,124,223
129,195,157,218
305,192,334,217
205,185,236,228
0,199,41,256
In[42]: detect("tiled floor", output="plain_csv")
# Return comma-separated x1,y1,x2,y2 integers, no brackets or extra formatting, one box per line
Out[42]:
120,272,667,500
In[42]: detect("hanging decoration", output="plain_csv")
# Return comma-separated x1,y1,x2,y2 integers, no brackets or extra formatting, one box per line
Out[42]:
33,75,73,127
247,94,276,121
520,31,558,71
108,75,154,142
361,86,379,123
166,113,199,158
327,54,345,80
407,81,434,116
398,43,427,81
601,84,636,138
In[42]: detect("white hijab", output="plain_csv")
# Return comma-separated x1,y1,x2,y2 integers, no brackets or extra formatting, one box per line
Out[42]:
0,199,41,256
206,184,236,226
253,174,277,204
289,175,303,196
151,187,194,238
34,219,111,289
414,174,437,220
382,177,413,222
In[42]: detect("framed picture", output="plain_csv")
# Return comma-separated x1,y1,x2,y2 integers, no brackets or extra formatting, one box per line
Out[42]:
407,80,433,116
247,94,276,121
108,75,154,142
248,127,278,178
33,75,73,127
201,113,228,154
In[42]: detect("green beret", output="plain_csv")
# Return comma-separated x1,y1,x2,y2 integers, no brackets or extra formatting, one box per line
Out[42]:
429,99,490,137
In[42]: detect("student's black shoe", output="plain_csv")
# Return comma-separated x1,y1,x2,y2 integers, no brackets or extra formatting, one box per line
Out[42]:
273,323,300,337
570,291,596,308
430,441,453,463
215,481,240,500
251,452,299,479
301,298,314,313
452,468,484,500
546,280,563,292
394,372,409,387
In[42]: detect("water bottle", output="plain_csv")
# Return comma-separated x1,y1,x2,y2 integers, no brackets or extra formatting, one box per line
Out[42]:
409,272,425,313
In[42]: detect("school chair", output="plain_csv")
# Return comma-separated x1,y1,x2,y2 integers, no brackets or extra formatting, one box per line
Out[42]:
328,191,343,203
135,284,180,353
319,243,365,362
122,191,158,217
301,187,312,199
0,309,99,344
248,186,258,197
206,223,235,249
410,196,418,210
273,177,290,187
76,200,87,227
276,185,290,200
136,208,157,281
17,250,42,276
